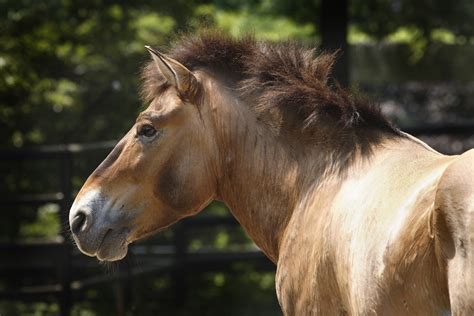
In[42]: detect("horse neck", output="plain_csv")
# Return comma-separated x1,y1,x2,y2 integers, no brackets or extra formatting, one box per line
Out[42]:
200,74,402,262
202,76,329,262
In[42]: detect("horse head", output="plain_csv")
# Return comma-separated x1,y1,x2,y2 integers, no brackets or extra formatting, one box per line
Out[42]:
69,47,217,261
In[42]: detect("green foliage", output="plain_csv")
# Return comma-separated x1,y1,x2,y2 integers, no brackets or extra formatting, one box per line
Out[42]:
125,268,280,316
351,0,474,59
0,301,59,316
193,3,315,40
0,0,189,148
2,0,473,148
19,203,61,239
352,0,474,40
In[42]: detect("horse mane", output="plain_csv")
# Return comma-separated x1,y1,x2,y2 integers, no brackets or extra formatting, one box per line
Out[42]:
141,32,399,138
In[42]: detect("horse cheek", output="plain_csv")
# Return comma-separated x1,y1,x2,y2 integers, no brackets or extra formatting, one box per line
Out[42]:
155,162,201,214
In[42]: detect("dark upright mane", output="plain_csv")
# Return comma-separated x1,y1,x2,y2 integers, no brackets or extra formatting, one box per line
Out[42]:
141,32,399,137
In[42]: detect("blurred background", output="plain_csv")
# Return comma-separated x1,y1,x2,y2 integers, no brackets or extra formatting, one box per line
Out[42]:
1,0,473,315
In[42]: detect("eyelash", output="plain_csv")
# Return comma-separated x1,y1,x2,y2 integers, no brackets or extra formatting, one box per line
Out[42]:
137,124,157,138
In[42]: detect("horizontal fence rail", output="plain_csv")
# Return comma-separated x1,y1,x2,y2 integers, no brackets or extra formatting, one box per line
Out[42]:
1,121,473,315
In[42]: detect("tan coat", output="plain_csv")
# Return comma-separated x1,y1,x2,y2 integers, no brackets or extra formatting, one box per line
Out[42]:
69,35,474,315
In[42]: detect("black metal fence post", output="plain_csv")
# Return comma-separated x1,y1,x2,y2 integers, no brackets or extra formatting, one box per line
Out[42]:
59,151,73,316
321,0,349,86
173,224,188,306
114,258,133,316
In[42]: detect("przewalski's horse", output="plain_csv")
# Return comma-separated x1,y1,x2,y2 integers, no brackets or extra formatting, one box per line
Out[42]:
69,34,474,315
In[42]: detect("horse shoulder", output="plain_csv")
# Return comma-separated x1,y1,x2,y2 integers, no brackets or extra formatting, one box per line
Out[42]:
276,183,349,315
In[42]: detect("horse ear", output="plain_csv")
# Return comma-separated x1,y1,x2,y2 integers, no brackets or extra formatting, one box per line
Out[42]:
145,46,198,96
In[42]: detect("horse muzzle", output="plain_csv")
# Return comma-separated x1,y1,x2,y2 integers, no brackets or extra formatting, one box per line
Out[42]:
69,189,131,261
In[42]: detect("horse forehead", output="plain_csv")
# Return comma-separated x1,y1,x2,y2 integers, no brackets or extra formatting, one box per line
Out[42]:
149,88,181,110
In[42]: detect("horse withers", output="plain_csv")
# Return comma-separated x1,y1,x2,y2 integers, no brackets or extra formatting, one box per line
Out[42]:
69,34,474,315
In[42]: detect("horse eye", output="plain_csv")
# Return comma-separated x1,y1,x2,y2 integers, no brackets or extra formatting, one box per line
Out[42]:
137,124,157,138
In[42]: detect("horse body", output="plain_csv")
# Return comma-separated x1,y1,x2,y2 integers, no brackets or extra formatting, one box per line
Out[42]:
277,137,455,315
69,34,474,315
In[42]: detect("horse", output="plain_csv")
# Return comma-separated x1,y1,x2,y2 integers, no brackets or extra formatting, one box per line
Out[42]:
69,33,474,315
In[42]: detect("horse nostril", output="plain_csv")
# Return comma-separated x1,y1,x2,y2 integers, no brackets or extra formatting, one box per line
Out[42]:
71,211,88,235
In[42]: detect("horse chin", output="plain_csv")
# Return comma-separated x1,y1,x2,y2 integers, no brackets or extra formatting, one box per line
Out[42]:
96,228,130,262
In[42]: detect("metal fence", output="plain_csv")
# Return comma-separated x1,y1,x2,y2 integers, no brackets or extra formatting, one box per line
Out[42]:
0,141,274,316
1,122,473,316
